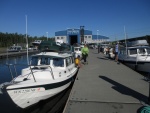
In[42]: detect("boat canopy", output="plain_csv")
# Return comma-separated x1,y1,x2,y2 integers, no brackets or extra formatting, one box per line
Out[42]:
127,40,149,47
38,40,74,52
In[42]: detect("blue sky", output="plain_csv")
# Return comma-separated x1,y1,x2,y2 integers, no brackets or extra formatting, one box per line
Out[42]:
0,0,150,41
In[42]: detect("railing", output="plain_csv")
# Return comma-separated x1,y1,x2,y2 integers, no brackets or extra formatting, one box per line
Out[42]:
30,65,55,82
2,64,54,83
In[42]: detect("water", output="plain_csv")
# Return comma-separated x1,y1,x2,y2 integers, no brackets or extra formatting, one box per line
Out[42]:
0,55,74,113
0,55,29,84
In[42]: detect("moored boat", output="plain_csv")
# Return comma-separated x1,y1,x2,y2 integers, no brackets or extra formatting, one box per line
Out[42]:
118,40,150,73
0,43,78,108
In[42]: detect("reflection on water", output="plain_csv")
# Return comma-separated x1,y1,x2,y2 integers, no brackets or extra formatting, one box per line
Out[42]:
0,55,30,83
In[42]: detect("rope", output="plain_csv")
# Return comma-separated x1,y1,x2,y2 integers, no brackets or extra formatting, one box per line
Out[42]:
141,106,150,113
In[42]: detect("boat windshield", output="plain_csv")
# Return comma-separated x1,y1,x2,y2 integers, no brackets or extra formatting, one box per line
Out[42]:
138,48,146,54
74,48,81,51
147,48,150,54
53,58,64,67
31,56,51,66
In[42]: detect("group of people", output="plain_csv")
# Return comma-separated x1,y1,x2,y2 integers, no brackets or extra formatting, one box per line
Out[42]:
101,42,120,64
75,42,119,68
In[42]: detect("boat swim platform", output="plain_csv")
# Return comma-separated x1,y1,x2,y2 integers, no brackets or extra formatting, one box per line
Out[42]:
63,49,149,113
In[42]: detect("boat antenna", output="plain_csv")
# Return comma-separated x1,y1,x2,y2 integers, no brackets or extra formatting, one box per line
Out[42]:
25,15,29,65
124,26,127,55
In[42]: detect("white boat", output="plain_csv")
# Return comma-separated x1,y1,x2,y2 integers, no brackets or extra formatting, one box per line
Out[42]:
32,40,42,46
118,40,150,73
0,50,78,108
7,46,22,52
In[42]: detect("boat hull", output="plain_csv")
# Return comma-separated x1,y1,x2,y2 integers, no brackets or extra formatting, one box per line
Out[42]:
6,69,77,108
121,60,150,73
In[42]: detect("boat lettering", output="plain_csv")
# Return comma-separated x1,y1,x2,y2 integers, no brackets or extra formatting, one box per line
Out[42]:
13,87,44,94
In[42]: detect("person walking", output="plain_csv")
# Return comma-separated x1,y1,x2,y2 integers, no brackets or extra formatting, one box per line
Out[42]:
81,44,89,64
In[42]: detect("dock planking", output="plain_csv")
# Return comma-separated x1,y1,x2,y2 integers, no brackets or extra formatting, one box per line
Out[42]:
63,49,149,113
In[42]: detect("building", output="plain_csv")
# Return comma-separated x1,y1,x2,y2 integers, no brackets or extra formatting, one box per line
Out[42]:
55,28,109,45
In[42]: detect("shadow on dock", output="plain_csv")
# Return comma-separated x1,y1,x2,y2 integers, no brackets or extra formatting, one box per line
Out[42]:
99,76,148,104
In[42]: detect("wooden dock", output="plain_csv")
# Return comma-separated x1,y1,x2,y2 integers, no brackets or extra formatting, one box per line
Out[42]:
0,50,39,59
63,49,149,113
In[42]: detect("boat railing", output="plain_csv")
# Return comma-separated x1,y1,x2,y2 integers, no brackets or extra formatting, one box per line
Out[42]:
30,65,55,82
3,63,28,81
1,63,55,83
1,63,54,84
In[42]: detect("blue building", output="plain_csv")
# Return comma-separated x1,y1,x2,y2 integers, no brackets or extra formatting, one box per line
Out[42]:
55,28,109,45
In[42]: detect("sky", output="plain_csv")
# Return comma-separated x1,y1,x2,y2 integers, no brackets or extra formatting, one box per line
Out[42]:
0,0,150,41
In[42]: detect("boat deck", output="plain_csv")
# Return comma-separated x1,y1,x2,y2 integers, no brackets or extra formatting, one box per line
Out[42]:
63,49,149,113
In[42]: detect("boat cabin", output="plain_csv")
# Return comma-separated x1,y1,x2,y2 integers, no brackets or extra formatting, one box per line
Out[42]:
30,53,74,68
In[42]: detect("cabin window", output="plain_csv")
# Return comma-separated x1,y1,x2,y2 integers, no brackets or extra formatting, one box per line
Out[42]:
71,56,74,63
129,49,137,55
138,48,146,54
74,48,78,51
66,57,72,66
40,57,50,65
53,58,64,67
31,57,38,65
147,48,150,54
120,49,126,55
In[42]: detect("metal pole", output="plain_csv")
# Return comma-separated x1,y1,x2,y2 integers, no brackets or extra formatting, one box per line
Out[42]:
46,32,48,41
26,15,29,65
97,30,99,45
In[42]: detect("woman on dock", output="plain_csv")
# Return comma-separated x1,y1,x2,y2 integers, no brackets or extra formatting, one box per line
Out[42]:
81,44,89,64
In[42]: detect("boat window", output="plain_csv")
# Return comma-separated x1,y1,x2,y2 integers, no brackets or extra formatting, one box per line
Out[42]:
129,49,137,55
40,57,50,65
31,57,38,65
71,56,74,63
147,48,150,54
74,48,78,51
53,58,64,67
66,57,72,66
138,48,146,54
119,48,126,55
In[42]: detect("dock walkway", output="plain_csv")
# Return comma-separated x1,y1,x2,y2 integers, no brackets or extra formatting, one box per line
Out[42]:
63,49,149,113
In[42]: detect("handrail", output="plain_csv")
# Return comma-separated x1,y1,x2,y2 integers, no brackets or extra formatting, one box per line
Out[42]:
4,63,29,82
2,63,55,83
30,65,55,81
6,64,14,80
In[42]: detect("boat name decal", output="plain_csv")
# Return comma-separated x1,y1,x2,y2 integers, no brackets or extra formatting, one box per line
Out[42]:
13,87,45,94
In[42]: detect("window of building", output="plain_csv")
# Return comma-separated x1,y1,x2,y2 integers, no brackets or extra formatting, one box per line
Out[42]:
61,37,63,39
88,36,91,38
57,37,59,39
85,36,87,38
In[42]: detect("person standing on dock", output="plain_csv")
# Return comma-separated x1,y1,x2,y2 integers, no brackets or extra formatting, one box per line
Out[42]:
115,42,120,64
81,44,89,64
